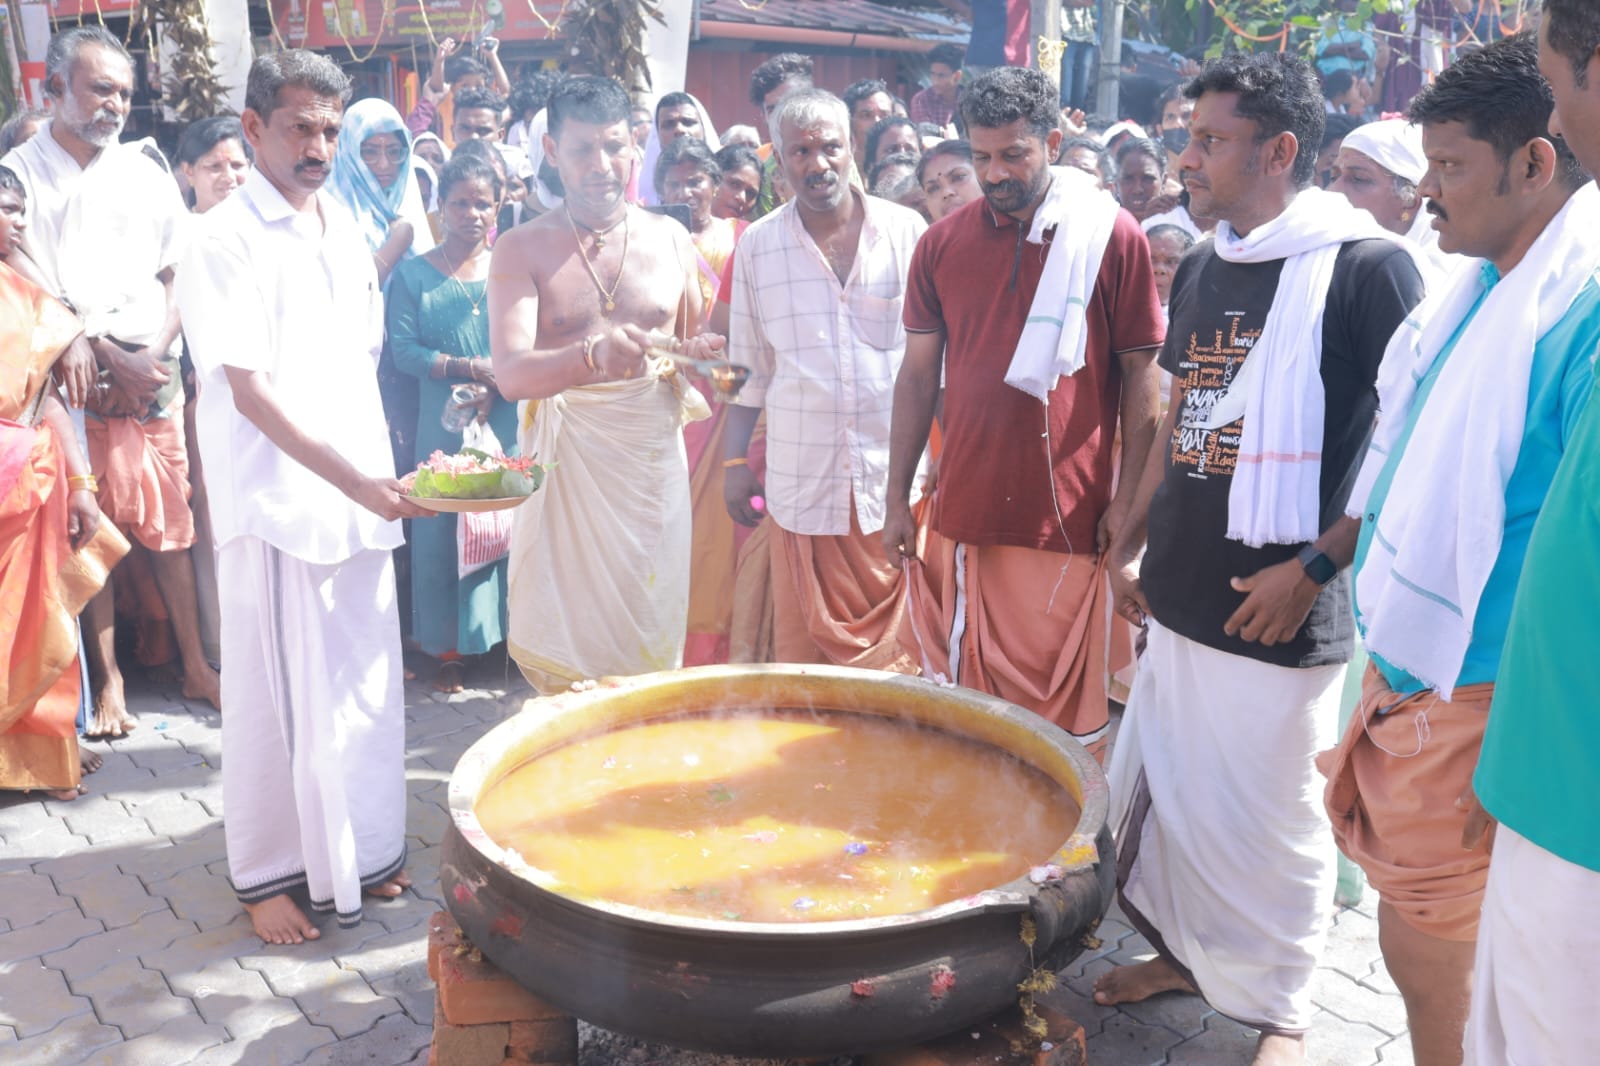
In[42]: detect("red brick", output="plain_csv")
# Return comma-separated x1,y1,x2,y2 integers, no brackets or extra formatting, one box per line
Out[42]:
862,1002,1086,1066
427,911,452,984
430,914,569,1026
431,989,510,1066
503,1017,578,1062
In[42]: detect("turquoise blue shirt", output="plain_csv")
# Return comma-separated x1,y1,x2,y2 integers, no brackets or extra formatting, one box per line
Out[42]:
1476,270,1600,872
1353,265,1600,695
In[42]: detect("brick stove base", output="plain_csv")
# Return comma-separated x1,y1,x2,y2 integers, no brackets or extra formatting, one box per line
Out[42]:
424,911,1088,1066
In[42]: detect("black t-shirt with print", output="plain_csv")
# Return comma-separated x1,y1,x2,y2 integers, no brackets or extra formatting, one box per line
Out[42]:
1141,238,1425,669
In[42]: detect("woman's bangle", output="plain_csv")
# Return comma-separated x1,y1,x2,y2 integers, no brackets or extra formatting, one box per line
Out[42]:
722,457,748,469
581,334,601,376
68,474,99,492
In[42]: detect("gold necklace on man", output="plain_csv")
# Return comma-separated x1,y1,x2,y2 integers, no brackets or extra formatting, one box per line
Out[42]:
566,205,631,313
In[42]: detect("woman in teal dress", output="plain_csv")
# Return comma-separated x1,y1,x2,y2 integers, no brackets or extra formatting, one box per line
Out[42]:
386,154,515,692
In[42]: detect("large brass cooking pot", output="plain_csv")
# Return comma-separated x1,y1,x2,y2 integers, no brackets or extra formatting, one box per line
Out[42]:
441,665,1114,1058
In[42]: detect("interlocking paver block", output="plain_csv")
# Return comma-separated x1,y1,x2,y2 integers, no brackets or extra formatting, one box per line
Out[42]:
146,865,244,930
125,740,207,774
1303,1009,1386,1066
0,960,91,1037
339,928,434,1024
0,909,103,964
61,869,171,930
1309,964,1409,1036
116,826,226,880
299,1011,432,1065
80,749,157,795
4,815,87,859
7,1010,122,1065
1165,1012,1264,1064
71,958,198,1039
1375,1033,1417,1065
42,910,195,979
1084,1012,1185,1065
141,914,260,976
242,953,400,1039
0,870,76,928
179,959,305,1038
122,794,216,838
1320,906,1385,982
184,1018,338,1065
60,794,155,846
77,1015,230,1065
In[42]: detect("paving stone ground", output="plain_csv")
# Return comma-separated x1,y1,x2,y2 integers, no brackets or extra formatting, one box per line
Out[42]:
0,662,1414,1066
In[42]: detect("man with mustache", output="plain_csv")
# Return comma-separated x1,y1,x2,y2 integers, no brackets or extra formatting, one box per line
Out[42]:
490,76,723,692
174,50,426,945
3,26,220,735
722,88,927,672
1459,6,1600,1063
1318,35,1600,1066
1095,53,1425,1064
883,66,1164,756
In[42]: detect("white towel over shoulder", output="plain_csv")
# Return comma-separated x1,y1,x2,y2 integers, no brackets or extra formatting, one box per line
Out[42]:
1197,187,1404,548
1350,184,1600,698
1004,166,1123,401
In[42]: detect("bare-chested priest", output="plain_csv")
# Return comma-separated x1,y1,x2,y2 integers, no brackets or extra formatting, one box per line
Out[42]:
490,75,723,691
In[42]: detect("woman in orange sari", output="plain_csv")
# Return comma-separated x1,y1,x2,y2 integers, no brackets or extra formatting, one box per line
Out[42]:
0,171,123,799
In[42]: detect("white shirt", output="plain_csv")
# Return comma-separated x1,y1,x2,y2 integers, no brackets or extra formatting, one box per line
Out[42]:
176,169,402,565
1141,204,1205,241
730,191,926,537
2,122,186,346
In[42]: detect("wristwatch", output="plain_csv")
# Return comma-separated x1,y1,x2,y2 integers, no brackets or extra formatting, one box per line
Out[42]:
1296,544,1338,587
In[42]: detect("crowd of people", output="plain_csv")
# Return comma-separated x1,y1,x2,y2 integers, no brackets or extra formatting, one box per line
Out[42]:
3,3,1599,1064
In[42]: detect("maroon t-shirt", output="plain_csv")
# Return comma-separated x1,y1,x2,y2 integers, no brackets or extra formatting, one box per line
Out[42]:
904,198,1165,554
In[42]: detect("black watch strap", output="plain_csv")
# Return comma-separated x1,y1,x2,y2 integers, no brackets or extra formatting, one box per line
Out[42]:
1297,545,1338,587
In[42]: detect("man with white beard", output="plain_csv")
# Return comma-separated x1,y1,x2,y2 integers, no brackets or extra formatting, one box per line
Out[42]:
3,26,219,733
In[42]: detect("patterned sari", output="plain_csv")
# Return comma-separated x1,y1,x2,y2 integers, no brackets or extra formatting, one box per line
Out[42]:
0,263,124,791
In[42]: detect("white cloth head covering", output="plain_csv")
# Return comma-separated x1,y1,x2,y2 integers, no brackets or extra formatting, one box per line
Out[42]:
1342,118,1453,279
1341,119,1427,185
524,109,562,213
639,93,721,206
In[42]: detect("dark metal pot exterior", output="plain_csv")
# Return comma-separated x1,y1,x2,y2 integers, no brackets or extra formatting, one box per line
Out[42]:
442,666,1115,1058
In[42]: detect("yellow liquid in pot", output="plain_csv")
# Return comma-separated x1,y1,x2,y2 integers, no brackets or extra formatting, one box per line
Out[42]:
475,711,1080,923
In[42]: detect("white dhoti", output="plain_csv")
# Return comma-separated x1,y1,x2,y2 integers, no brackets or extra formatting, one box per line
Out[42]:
1465,825,1600,1065
219,537,408,926
1108,621,1344,1032
508,367,710,693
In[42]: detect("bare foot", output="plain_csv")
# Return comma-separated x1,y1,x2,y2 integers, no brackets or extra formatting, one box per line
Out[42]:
182,662,223,711
79,748,103,774
366,869,413,899
1093,958,1197,1006
1252,1033,1306,1065
245,895,322,945
86,684,138,738
40,786,83,801
434,660,465,694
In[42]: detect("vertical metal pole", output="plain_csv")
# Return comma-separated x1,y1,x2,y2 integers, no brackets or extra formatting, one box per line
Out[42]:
1032,0,1061,93
1096,0,1124,117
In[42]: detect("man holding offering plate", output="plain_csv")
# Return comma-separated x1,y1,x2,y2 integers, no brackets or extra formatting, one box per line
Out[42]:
177,50,425,945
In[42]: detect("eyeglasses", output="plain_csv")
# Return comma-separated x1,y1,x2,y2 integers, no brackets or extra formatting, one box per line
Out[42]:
360,144,407,164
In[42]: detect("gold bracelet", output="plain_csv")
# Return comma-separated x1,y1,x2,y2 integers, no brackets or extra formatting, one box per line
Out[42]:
582,334,601,375
68,474,99,492
722,457,748,469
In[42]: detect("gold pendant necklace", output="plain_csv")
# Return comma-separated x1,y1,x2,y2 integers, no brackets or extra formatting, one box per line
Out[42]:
569,209,627,251
440,243,488,316
566,206,630,313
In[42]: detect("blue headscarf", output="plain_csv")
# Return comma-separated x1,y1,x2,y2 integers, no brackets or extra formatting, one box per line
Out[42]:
330,98,430,256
